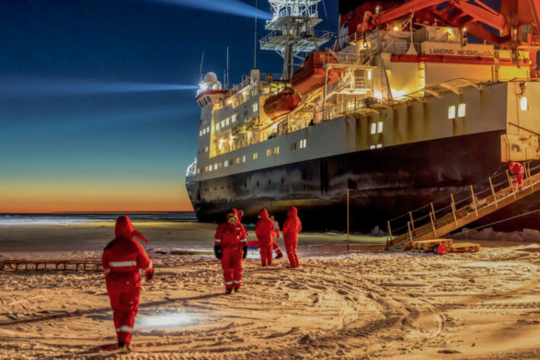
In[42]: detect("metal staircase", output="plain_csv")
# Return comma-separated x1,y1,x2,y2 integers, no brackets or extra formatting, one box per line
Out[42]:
386,161,540,250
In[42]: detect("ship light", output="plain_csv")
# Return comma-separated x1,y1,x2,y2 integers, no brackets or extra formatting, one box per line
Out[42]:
227,99,233,105
447,28,453,35
391,89,405,100
373,91,383,100
367,71,372,80
229,135,235,146
362,41,369,49
521,97,529,110
393,26,399,32
219,139,225,149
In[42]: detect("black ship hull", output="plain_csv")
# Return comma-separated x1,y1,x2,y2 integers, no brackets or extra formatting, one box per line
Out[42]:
187,130,540,233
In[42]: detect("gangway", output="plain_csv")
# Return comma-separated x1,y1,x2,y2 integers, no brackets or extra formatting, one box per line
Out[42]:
386,161,540,251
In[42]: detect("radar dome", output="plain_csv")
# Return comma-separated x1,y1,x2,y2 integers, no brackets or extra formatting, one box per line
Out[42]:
204,72,218,83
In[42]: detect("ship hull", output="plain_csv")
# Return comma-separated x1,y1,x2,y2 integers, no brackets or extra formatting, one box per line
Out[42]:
187,130,540,232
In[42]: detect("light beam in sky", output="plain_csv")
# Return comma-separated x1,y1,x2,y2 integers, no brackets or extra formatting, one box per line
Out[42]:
0,77,198,98
145,0,273,20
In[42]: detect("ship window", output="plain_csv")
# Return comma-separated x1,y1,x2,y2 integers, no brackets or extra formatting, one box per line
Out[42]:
206,126,210,132
521,97,529,111
216,124,220,131
367,70,372,80
299,139,307,149
290,142,297,151
199,130,202,136
248,132,252,140
458,103,466,117
205,147,208,153
377,121,383,133
376,144,382,148
274,147,279,154
252,103,259,112
231,114,237,122
236,157,240,164
224,161,228,168
214,164,217,170
266,149,271,157
205,166,208,172
219,163,223,168
253,153,258,160
370,123,377,135
226,118,230,125
208,166,212,172
197,169,201,174
221,120,225,127
242,156,246,163
448,106,456,120
370,145,375,149
346,100,355,110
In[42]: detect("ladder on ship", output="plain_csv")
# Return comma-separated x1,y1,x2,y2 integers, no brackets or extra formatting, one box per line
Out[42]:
386,161,540,251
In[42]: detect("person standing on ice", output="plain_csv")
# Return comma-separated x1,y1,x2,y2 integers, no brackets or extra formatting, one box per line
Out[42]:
255,208,276,266
231,207,284,259
214,211,248,294
102,216,153,354
509,161,524,190
282,207,302,268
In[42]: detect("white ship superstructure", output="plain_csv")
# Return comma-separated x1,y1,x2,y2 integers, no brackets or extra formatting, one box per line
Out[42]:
187,0,540,231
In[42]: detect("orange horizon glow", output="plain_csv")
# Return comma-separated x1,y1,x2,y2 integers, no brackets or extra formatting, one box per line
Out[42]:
0,179,195,213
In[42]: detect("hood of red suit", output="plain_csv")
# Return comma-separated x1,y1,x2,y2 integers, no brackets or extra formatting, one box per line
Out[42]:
259,208,269,219
287,207,298,217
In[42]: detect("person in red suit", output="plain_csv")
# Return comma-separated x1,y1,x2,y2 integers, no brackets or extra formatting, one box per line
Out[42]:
255,208,276,266
102,216,153,354
509,161,524,190
215,211,248,294
246,213,284,259
282,207,302,268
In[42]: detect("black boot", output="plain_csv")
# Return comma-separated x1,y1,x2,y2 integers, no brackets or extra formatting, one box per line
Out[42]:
234,287,240,293
275,252,284,259
225,288,233,294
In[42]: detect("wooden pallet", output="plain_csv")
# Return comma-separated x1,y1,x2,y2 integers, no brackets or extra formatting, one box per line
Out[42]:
410,239,454,253
0,260,103,272
450,243,481,253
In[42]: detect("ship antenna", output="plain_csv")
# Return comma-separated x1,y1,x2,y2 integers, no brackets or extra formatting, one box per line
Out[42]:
226,46,230,89
254,0,258,69
200,51,205,82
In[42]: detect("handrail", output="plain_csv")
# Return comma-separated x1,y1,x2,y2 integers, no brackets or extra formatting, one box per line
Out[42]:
386,159,540,246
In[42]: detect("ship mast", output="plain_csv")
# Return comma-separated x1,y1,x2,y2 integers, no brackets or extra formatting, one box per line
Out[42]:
260,0,331,81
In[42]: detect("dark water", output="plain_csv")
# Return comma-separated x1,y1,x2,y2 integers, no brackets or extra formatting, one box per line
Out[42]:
0,212,197,225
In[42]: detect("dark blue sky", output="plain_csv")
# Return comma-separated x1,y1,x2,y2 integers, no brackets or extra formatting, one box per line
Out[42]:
0,0,501,212
0,0,338,212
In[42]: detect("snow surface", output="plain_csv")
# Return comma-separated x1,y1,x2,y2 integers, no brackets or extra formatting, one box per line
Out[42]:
2,222,540,359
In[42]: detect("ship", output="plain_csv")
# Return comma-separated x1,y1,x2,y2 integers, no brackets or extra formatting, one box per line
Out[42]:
186,0,540,233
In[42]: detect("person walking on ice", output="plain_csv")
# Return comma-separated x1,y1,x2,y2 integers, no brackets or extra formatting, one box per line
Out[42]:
102,216,154,354
214,211,248,294
283,207,302,268
255,208,276,266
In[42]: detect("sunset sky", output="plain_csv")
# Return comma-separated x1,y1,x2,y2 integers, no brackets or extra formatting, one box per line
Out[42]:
0,0,341,213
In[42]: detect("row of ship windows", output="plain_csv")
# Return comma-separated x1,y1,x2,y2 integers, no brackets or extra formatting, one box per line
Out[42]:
199,126,211,136
199,103,260,136
448,104,466,120
197,139,307,174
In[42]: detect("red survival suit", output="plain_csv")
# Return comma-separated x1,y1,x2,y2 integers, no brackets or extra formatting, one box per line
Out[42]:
215,214,248,291
102,216,153,347
283,207,302,268
230,207,283,259
509,162,524,189
255,209,276,266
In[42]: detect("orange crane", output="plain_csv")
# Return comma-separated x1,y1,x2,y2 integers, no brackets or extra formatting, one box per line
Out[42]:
359,0,540,76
